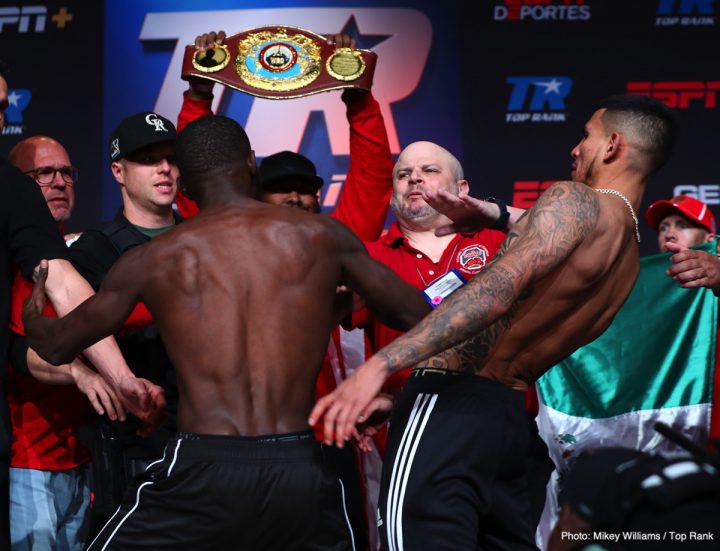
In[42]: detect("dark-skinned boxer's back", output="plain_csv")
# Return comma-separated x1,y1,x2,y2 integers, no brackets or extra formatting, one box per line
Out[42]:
34,198,426,551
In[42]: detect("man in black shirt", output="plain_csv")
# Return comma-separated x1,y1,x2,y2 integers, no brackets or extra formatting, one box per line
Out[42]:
68,110,181,533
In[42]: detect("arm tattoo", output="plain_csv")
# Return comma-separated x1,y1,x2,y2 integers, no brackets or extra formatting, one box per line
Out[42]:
377,182,600,375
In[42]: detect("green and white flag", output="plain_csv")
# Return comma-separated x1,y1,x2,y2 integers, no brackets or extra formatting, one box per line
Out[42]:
537,241,716,464
535,241,717,547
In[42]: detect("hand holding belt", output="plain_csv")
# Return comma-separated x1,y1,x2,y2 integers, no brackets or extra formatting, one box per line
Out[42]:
181,25,377,99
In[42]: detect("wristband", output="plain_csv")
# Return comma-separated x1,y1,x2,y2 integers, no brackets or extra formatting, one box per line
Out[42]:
486,197,510,231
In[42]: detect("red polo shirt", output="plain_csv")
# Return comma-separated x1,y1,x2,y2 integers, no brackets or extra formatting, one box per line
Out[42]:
354,221,507,395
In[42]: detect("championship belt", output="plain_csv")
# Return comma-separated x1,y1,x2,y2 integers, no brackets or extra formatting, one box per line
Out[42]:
181,26,377,99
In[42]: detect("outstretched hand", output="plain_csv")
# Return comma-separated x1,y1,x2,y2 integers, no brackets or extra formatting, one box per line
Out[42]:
423,189,502,236
308,359,388,448
665,241,720,291
354,393,394,453
117,377,167,437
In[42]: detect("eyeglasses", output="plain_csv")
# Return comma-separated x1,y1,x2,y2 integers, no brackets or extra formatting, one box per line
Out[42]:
24,165,78,186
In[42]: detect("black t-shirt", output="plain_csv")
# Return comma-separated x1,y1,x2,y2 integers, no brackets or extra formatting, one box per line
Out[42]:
69,213,179,442
0,157,68,372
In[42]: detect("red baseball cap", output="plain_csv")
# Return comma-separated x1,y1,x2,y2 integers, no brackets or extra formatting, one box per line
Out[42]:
644,194,716,234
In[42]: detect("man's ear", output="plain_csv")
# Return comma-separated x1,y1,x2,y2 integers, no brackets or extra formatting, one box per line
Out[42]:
603,132,623,162
705,232,716,243
458,178,470,195
248,150,257,176
110,160,124,185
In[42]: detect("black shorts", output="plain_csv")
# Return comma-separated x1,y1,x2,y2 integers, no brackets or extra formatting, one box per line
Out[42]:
87,431,356,550
379,370,539,551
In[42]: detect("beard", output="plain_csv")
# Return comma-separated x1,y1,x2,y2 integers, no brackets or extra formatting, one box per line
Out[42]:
390,181,460,222
572,150,599,184
390,195,436,221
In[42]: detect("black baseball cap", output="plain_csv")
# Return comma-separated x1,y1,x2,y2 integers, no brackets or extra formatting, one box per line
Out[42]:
109,112,177,161
257,151,323,192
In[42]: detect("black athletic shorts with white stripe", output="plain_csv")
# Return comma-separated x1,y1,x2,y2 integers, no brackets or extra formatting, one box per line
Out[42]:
378,370,538,551
87,431,357,550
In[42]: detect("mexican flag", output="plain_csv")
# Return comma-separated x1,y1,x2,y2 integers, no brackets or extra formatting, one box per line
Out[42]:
535,241,718,546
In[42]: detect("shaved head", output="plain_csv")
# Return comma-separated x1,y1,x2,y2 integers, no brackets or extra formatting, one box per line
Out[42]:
393,141,464,181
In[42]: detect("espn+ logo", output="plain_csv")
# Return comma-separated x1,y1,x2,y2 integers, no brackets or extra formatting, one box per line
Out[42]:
0,6,72,33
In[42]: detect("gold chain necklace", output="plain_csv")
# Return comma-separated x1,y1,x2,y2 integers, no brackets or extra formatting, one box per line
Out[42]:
595,188,641,244
415,241,460,287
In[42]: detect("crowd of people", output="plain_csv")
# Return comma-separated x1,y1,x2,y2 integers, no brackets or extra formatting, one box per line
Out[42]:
1,27,719,551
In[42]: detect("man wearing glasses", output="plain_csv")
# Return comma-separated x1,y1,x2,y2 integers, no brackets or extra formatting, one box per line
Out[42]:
6,137,123,550
12,140,77,227
0,63,163,549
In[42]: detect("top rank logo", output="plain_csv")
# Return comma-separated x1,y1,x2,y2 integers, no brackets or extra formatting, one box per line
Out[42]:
1,89,31,136
656,0,715,26
494,0,591,22
506,76,572,122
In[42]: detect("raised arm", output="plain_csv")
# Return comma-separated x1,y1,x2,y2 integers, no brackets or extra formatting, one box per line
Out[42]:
175,31,224,218
327,34,393,241
310,181,601,445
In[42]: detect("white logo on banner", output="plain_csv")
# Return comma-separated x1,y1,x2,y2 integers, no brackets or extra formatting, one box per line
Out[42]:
139,8,432,156
0,6,46,33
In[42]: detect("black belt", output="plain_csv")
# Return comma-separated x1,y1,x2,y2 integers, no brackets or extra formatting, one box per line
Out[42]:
410,367,463,377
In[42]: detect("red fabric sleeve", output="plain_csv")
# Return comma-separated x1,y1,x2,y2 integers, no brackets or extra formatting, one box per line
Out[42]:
176,90,213,133
175,90,214,219
329,92,393,241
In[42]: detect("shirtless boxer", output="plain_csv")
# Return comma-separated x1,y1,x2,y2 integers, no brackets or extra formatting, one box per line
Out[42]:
24,115,429,550
310,94,677,550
